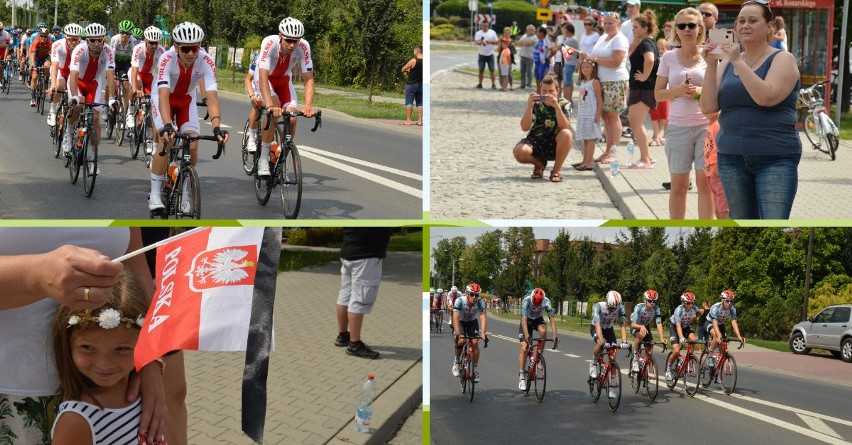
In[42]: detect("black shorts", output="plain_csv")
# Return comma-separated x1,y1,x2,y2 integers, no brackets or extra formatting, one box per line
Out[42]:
631,327,654,344
627,88,657,109
590,324,616,344
553,62,564,83
518,317,546,341
458,320,481,339
669,325,694,343
115,61,131,80
707,322,727,339
478,54,495,73
519,136,557,162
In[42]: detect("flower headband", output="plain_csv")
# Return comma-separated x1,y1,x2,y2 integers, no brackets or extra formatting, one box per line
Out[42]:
67,308,145,330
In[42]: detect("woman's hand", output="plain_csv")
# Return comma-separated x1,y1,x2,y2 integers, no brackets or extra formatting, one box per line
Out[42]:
634,71,647,82
38,245,124,309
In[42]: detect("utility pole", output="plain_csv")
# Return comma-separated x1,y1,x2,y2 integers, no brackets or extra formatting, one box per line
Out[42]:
802,227,814,321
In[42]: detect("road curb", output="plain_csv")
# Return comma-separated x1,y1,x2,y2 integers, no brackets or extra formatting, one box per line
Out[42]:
330,361,423,445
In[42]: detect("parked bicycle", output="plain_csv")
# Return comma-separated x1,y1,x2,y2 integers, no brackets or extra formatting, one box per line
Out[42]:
588,342,630,412
699,338,744,395
665,340,701,397
798,80,839,160
150,131,225,219
66,101,109,197
629,341,666,401
458,334,488,402
522,335,556,403
253,108,322,219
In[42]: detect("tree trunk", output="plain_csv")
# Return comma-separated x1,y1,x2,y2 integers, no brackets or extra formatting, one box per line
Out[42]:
368,58,376,103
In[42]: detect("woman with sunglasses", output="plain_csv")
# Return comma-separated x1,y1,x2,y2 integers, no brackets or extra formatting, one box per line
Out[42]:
654,8,712,219
665,291,699,381
579,12,629,164
256,17,315,178
579,19,600,60
130,26,166,156
700,0,800,219
149,21,229,213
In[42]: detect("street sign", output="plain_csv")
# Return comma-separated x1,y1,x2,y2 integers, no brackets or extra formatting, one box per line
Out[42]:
541,0,550,7
474,14,496,24
468,0,478,12
536,8,552,21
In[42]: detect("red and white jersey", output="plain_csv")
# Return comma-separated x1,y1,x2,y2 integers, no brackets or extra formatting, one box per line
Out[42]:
156,48,217,99
50,38,76,79
0,30,10,48
131,42,165,78
256,35,313,79
70,43,115,82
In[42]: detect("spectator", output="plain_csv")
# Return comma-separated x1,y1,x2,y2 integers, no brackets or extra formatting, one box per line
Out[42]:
533,26,555,94
474,21,499,89
627,10,659,169
579,12,629,164
558,22,580,101
579,17,601,63
513,74,573,182
498,40,512,91
772,16,787,51
701,0,801,219
571,59,603,171
654,7,712,219
510,21,520,40
699,2,719,37
650,37,670,146
400,45,423,126
621,0,642,50
501,26,517,89
517,25,537,89
336,228,393,359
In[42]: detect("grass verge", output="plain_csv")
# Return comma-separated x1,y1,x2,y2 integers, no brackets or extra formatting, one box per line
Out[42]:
279,231,421,271
834,111,852,140
388,230,422,252
747,339,789,353
215,75,405,120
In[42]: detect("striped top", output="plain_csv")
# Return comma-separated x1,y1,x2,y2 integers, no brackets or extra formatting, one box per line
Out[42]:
51,398,141,444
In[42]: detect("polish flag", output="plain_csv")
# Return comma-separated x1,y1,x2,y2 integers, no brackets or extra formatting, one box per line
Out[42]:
134,227,267,370
562,46,576,61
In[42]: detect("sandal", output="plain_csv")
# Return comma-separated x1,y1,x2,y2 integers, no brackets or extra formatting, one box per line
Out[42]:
649,138,661,146
531,164,544,179
549,171,563,182
596,156,616,164
573,164,594,171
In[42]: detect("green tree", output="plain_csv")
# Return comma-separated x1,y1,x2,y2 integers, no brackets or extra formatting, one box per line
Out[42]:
357,0,398,101
432,236,468,289
459,230,503,291
539,229,575,304
497,227,535,302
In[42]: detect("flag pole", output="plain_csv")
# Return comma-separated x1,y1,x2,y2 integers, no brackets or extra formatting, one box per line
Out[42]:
113,227,207,263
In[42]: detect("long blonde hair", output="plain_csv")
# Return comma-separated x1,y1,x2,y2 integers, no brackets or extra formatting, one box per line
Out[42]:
670,7,706,46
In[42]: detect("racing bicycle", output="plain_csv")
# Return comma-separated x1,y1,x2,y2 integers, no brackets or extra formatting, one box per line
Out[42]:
588,342,630,412
150,131,225,219
699,338,744,395
665,340,701,397
522,335,556,403
67,101,110,197
457,334,488,402
629,341,666,401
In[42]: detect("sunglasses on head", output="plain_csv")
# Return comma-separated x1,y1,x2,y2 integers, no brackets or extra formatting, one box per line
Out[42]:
179,45,200,54
87,37,104,43
676,23,698,30
283,37,299,44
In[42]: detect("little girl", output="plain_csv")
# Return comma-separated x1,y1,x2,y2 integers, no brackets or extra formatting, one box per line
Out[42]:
50,271,163,445
499,40,512,91
572,59,603,171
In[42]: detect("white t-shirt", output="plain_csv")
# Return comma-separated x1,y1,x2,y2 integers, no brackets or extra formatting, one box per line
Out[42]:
0,228,130,395
620,20,634,45
474,29,498,56
579,31,600,55
590,33,629,82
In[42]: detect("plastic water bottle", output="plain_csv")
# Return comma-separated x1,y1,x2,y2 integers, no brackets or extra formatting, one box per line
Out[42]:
354,374,376,433
626,142,635,166
609,145,620,177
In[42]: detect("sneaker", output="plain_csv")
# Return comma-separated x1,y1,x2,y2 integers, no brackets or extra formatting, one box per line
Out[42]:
346,341,379,359
519,373,527,391
666,371,674,381
473,371,480,383
608,388,616,398
662,182,693,190
86,162,100,176
475,84,483,89
257,161,271,177
589,362,598,378
125,112,135,128
631,359,640,373
30,99,35,107
148,193,166,212
334,331,350,347
247,138,257,153
491,85,497,90
62,132,72,154
145,141,154,155
47,111,56,126
451,362,460,377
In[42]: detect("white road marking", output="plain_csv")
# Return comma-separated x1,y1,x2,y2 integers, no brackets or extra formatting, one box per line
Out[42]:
564,353,581,358
798,414,843,439
299,146,422,180
201,120,232,128
298,145,421,198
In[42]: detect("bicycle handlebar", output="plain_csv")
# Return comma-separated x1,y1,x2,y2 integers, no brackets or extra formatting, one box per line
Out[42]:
261,107,323,132
526,337,558,350
157,133,225,159
196,100,209,120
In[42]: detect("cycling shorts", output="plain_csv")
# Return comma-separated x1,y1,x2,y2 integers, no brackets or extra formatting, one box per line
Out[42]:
669,325,694,344
137,72,154,94
590,324,616,345
115,61,131,80
518,317,546,341
458,320,481,339
34,56,49,67
152,94,199,134
268,75,298,109
630,327,654,345
75,78,104,106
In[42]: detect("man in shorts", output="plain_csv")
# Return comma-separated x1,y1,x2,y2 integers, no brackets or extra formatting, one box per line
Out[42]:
474,21,498,89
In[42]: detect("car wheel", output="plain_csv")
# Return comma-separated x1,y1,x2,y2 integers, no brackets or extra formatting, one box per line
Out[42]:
841,338,852,363
789,332,811,355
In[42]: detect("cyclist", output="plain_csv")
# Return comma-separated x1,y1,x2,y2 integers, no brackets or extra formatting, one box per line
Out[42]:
705,290,745,365
65,23,118,175
28,24,53,107
111,20,137,127
430,288,444,327
256,17,315,177
18,28,31,76
665,292,699,381
149,22,229,213
51,24,64,41
452,283,488,383
0,23,10,85
630,290,667,374
242,51,262,152
589,290,628,379
47,23,83,128
129,26,165,155
517,287,559,391
445,285,462,326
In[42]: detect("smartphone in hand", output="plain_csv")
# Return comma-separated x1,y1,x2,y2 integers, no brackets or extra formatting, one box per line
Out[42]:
707,28,735,56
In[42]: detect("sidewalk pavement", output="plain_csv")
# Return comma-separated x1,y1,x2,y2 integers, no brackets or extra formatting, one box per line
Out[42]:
731,342,852,388
184,250,422,445
431,68,852,219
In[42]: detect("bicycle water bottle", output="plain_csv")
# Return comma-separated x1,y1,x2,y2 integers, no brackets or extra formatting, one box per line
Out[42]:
166,162,178,190
626,142,635,166
76,128,86,148
676,355,683,369
609,145,620,177
270,142,280,165
354,374,376,433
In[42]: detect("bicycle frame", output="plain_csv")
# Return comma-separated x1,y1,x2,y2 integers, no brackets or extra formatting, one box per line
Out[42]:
700,338,743,394
525,336,555,402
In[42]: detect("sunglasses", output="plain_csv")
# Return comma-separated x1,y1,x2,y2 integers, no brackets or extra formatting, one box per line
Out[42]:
723,299,733,304
584,22,593,25
646,299,657,305
600,12,618,17
179,45,200,54
468,292,480,298
684,302,694,305
87,38,104,43
146,41,160,46
701,12,715,17
66,38,80,44
283,38,299,44
120,31,131,35
676,23,699,30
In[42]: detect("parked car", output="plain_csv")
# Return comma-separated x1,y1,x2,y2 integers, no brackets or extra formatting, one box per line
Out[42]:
789,304,852,363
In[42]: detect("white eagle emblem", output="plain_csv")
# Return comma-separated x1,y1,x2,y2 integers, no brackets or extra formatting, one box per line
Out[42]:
192,248,256,285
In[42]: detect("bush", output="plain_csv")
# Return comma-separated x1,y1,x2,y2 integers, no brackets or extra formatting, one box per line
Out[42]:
436,0,473,18
432,16,450,25
448,15,466,27
492,0,538,33
241,35,263,70
284,228,343,246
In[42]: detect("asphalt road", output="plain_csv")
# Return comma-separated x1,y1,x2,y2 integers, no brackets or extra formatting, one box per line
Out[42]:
430,313,852,444
0,80,421,219
430,49,474,78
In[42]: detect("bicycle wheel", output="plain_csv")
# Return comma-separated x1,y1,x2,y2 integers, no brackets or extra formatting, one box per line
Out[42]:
254,171,272,205
646,356,659,401
665,352,678,389
607,362,621,412
82,137,97,197
280,142,303,219
69,132,82,184
534,353,546,403
106,105,116,140
803,114,820,148
53,111,65,159
683,354,700,397
128,117,140,159
629,357,640,394
826,133,838,161
698,351,713,388
523,355,532,395
241,120,256,175
176,165,201,219
36,84,44,114
459,345,468,394
467,354,475,402
588,373,601,402
720,354,738,395
116,102,126,147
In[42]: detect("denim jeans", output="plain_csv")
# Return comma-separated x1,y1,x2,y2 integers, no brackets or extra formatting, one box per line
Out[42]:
520,56,533,88
717,152,801,219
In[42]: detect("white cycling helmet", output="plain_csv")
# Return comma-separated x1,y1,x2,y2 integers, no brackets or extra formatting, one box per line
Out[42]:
63,23,83,37
451,286,458,292
278,17,304,39
605,290,621,309
0,22,4,30
144,26,163,42
436,288,443,294
172,21,204,44
84,23,106,37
